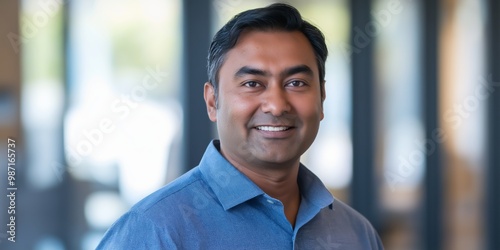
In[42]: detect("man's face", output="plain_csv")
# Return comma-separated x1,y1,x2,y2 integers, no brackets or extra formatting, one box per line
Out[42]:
204,30,325,170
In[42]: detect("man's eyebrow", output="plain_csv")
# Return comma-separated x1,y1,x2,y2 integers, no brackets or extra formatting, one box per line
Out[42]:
234,66,270,78
280,64,314,78
234,65,314,79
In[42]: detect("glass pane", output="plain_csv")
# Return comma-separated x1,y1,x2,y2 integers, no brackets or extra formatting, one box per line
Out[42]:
66,0,182,248
440,0,487,249
373,0,423,249
19,0,66,249
21,0,64,190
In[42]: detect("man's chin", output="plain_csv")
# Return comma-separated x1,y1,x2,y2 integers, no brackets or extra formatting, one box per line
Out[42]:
250,151,300,169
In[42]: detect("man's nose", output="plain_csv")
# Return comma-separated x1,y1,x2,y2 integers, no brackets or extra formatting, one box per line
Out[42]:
261,84,291,116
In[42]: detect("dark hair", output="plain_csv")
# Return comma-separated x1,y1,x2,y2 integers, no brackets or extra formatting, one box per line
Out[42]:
207,3,328,100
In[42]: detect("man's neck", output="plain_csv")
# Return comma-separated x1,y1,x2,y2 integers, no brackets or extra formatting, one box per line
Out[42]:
234,163,301,228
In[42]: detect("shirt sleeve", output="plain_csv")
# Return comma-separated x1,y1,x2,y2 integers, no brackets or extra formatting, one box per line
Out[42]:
96,211,175,250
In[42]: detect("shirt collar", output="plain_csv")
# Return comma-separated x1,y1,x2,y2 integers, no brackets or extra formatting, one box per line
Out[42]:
199,140,334,211
297,163,334,209
199,140,264,210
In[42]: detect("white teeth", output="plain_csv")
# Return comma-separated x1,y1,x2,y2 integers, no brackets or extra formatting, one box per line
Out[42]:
256,126,289,132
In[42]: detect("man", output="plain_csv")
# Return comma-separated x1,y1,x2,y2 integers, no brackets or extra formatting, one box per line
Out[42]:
97,3,384,249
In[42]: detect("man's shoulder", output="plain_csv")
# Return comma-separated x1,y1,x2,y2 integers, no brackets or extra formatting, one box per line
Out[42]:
314,199,384,249
327,198,383,244
96,168,210,249
331,199,373,226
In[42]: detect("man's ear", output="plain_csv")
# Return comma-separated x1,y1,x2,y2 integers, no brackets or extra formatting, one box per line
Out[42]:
204,82,217,122
321,81,326,103
320,81,326,121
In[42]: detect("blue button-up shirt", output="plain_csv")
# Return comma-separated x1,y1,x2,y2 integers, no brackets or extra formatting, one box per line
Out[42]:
97,140,384,249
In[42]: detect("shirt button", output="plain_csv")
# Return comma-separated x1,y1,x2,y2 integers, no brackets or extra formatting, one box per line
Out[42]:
266,199,274,204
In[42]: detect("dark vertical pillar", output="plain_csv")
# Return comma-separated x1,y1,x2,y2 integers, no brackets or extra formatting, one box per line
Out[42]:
182,0,213,171
422,0,442,249
350,0,377,226
61,1,75,249
486,0,500,249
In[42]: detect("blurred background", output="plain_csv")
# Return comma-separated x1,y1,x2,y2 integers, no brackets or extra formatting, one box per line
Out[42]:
0,0,499,249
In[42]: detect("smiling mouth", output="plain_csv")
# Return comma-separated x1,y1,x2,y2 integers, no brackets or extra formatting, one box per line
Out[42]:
255,126,293,132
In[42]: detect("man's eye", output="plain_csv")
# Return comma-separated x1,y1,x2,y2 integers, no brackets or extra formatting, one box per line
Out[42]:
243,81,260,87
287,80,305,87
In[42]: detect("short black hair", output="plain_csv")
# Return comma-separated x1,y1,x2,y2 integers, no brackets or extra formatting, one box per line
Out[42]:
207,3,328,100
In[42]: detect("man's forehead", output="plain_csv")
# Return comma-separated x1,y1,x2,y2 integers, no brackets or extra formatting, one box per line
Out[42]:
225,30,315,61
220,30,318,75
